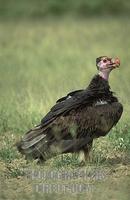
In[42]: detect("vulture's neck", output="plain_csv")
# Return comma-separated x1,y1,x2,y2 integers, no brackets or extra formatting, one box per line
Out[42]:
98,70,110,81
88,74,110,93
87,74,118,103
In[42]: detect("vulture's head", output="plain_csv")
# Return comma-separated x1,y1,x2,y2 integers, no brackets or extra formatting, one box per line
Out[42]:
96,56,120,71
96,56,120,80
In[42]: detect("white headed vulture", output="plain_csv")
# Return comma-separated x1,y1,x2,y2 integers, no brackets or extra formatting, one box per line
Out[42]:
17,56,123,163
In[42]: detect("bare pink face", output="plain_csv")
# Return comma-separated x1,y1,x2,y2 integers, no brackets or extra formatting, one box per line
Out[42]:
96,56,120,71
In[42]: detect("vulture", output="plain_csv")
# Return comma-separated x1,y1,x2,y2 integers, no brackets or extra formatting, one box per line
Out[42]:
17,56,123,163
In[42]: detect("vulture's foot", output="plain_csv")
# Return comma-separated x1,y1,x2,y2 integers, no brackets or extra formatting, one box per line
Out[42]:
78,150,91,166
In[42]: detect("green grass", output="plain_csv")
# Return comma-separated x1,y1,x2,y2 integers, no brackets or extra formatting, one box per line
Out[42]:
0,17,130,199
0,0,130,19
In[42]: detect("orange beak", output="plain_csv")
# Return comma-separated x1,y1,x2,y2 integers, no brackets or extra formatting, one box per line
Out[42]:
114,58,120,67
111,57,120,68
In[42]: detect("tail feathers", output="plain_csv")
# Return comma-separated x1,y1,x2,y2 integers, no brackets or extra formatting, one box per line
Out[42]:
21,134,46,149
22,124,45,141
16,124,51,160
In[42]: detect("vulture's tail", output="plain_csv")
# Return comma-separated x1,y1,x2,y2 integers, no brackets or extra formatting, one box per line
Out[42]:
16,124,55,161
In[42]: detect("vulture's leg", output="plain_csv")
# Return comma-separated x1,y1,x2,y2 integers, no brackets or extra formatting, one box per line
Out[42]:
78,150,86,164
78,141,93,165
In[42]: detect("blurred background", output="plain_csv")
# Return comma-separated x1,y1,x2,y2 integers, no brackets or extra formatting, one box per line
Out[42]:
0,0,130,18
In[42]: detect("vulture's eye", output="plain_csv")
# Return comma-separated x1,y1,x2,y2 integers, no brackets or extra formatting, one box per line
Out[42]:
103,59,107,63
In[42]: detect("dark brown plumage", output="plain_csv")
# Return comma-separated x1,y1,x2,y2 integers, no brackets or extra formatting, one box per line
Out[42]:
17,56,123,162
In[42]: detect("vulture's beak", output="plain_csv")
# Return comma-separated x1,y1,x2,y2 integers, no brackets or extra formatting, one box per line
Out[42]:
111,58,120,68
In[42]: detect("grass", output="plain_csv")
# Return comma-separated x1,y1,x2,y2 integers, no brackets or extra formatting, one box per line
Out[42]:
0,0,130,19
0,17,130,199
